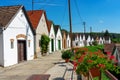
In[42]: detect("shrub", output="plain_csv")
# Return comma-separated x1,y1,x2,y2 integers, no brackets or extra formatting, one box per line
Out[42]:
40,34,50,55
61,50,73,60
92,41,98,46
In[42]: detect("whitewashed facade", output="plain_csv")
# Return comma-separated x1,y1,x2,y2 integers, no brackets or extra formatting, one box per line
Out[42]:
27,10,49,56
72,33,108,47
79,35,84,47
48,22,55,53
67,34,71,48
86,35,91,46
54,26,62,51
0,6,34,67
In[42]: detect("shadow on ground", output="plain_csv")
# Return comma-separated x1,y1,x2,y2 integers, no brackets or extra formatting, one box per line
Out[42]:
53,61,66,65
53,77,64,80
67,68,73,71
53,61,66,67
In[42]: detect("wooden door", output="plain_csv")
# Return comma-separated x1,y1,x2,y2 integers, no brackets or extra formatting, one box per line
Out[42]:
18,40,26,63
51,39,54,52
58,40,61,50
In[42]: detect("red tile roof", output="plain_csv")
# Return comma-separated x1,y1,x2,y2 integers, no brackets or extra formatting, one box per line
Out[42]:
27,10,45,30
46,20,52,33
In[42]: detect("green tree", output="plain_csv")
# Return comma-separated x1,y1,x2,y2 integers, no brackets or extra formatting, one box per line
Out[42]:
40,34,50,55
104,30,110,37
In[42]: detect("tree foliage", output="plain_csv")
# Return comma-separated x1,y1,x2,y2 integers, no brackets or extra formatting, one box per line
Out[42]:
104,30,110,37
112,38,120,43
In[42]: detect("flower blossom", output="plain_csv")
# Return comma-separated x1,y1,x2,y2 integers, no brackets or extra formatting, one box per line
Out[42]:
110,55,115,60
98,64,106,69
73,61,77,70
106,52,111,55
87,60,93,63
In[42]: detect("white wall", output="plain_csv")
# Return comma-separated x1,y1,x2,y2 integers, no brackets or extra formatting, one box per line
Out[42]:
79,35,84,47
49,25,55,53
35,13,49,54
0,33,4,66
55,28,62,50
26,26,34,60
3,9,34,67
86,35,91,46
67,34,71,48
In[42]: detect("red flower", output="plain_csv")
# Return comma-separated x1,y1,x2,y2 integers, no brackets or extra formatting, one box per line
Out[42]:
110,55,115,60
73,61,77,66
107,52,111,55
78,56,84,63
98,64,105,68
73,61,77,70
87,60,93,63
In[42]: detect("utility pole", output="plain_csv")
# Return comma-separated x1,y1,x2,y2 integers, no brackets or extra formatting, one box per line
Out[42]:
32,0,34,11
83,21,86,46
90,26,92,33
83,22,86,34
68,0,73,48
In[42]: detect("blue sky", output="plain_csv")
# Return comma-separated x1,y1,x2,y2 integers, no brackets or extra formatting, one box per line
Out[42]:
0,0,120,33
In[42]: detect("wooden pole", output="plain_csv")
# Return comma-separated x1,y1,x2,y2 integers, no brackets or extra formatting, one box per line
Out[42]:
68,0,73,48
83,22,86,34
32,0,34,11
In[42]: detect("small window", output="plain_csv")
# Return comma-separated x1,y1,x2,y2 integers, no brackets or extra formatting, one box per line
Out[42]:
10,39,14,49
28,40,31,47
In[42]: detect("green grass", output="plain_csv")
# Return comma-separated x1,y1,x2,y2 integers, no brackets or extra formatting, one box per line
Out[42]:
93,72,110,80
85,45,104,52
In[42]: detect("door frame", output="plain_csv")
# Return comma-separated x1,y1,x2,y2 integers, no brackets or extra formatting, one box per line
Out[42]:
17,40,27,63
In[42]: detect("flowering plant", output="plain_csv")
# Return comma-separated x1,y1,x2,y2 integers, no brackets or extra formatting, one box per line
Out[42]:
72,48,120,77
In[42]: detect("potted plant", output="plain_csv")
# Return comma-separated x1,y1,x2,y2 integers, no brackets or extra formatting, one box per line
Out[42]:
61,50,73,62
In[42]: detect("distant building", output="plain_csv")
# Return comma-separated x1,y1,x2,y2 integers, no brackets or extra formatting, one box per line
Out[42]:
27,10,49,56
72,33,109,47
47,20,55,53
66,33,71,48
61,30,67,49
54,25,62,51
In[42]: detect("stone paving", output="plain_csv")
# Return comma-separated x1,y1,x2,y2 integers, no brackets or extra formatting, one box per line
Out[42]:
46,61,78,80
45,61,77,80
0,51,78,80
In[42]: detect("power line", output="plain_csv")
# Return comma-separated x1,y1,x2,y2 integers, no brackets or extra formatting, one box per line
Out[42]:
74,0,84,23
60,0,67,29
74,0,92,33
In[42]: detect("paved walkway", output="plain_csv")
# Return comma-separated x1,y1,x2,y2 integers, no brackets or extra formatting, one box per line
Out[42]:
0,51,78,80
45,61,77,80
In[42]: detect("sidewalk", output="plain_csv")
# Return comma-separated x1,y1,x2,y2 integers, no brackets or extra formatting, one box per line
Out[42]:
45,61,77,80
0,51,62,80
0,51,78,80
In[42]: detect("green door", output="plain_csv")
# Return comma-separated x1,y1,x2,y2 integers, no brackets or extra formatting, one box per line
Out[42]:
58,40,61,50
51,39,54,52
